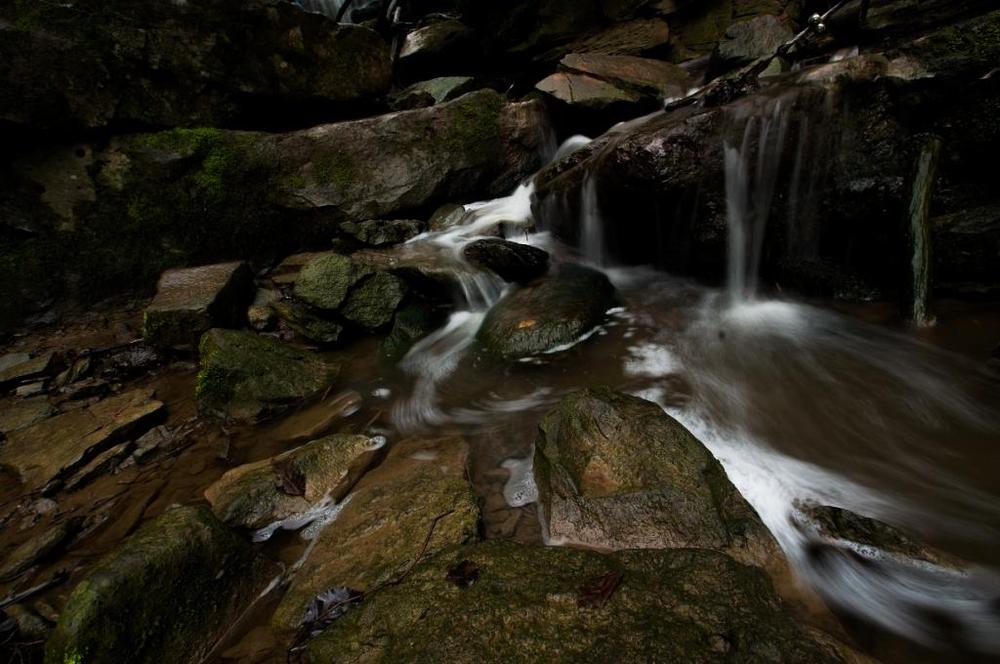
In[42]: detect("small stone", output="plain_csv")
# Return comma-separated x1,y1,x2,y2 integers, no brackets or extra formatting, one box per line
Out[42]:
15,381,47,398
0,519,79,581
143,262,255,349
248,288,280,331
428,203,467,231
382,300,447,362
0,397,54,434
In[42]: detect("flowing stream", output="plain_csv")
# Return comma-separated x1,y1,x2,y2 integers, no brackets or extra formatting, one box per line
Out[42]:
333,102,1000,657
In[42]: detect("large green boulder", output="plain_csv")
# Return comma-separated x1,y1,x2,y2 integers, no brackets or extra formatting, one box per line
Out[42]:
196,329,337,422
45,506,272,664
205,434,384,530
293,252,409,330
304,540,854,663
534,388,782,573
477,263,618,358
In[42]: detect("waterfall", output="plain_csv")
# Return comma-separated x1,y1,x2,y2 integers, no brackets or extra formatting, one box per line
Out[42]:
580,174,606,267
724,100,793,304
293,0,343,19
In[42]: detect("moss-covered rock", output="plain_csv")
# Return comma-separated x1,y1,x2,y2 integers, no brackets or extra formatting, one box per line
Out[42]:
304,540,851,663
204,434,384,530
45,506,273,664
381,299,449,362
340,219,425,247
272,436,479,636
294,253,375,312
143,262,255,349
477,263,617,358
196,329,337,422
340,272,408,329
535,388,781,573
0,0,391,130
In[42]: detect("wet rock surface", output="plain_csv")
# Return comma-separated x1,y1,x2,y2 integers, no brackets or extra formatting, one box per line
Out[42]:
535,388,780,570
304,540,850,663
196,329,337,422
462,239,550,283
477,263,618,358
45,506,273,664
273,436,479,635
205,434,382,530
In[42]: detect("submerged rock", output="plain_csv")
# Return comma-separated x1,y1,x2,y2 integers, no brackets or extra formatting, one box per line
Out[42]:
463,239,550,283
793,502,965,570
45,506,272,664
143,262,255,349
477,263,617,358
304,540,850,663
273,436,479,636
205,434,383,530
196,329,336,422
534,388,780,572
381,300,449,362
0,388,164,493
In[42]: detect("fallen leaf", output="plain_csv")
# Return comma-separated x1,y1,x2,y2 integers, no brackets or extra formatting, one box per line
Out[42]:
577,570,624,609
272,457,306,497
445,560,480,588
517,319,537,329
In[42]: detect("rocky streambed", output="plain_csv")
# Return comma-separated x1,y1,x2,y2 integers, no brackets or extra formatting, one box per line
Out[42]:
2,1,1000,663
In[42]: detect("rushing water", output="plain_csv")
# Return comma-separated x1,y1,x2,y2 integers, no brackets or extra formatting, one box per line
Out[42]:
348,116,1000,658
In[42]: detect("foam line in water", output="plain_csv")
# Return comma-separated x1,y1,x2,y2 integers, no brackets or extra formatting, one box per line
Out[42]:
502,455,539,508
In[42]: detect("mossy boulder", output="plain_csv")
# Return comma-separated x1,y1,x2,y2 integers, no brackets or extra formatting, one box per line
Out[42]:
294,253,374,311
0,0,391,130
340,219,425,246
204,434,384,530
196,329,337,422
272,436,479,636
304,540,851,663
381,299,449,362
143,262,255,349
340,272,409,329
534,388,781,573
45,506,273,664
477,263,617,358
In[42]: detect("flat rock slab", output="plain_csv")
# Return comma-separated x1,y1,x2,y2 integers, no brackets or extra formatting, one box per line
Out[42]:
196,329,337,422
205,434,384,530
0,396,55,434
272,436,479,636
559,53,690,98
144,261,254,348
0,353,54,390
536,71,644,110
46,506,273,664
534,388,781,573
304,541,852,663
0,388,164,492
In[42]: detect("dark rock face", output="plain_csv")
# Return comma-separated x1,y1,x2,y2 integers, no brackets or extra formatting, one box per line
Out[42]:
477,263,617,358
341,219,425,247
462,239,550,283
143,262,255,349
45,506,272,664
0,0,392,131
304,540,851,663
535,388,782,571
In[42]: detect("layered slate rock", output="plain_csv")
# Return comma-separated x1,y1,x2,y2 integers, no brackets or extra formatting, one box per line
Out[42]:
304,541,850,663
391,77,480,110
196,329,336,422
0,0,392,130
381,300,449,362
205,434,384,530
477,263,617,358
45,506,272,664
534,388,780,572
273,436,479,635
0,388,164,493
0,397,54,434
463,239,550,283
143,262,254,349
